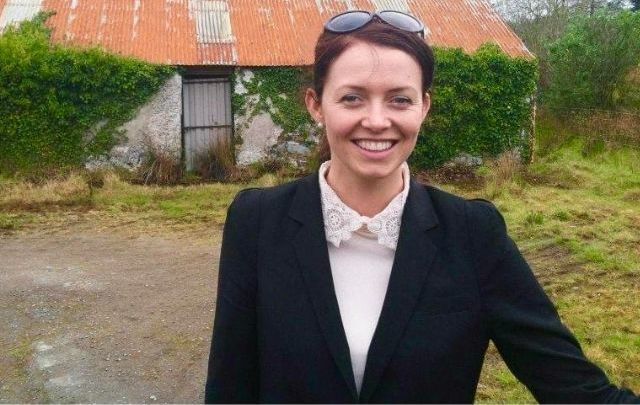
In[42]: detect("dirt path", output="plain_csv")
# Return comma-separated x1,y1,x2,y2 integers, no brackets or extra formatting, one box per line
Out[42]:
0,227,220,403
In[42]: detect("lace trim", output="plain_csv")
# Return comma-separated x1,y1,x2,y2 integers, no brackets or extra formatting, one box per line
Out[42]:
319,161,409,250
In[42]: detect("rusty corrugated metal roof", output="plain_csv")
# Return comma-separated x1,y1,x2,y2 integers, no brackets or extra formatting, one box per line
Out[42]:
0,0,43,31
0,0,532,65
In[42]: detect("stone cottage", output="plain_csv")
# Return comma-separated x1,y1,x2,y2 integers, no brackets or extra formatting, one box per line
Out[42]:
0,0,532,170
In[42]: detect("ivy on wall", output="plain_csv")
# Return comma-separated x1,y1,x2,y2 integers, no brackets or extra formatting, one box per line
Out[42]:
0,13,175,175
233,68,315,144
414,44,538,168
234,44,538,170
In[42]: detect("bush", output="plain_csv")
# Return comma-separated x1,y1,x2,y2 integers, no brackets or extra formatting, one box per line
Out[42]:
546,11,640,112
0,13,175,176
412,44,538,169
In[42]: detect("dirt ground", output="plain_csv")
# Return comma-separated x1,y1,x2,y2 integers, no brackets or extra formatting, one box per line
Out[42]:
0,225,221,403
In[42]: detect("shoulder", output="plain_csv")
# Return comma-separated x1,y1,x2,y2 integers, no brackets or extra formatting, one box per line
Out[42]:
413,181,507,240
417,182,503,224
228,174,315,216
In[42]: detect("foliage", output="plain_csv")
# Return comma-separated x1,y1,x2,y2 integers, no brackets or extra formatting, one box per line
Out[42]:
233,68,314,138
412,44,538,169
546,11,640,112
133,139,183,186
0,13,175,175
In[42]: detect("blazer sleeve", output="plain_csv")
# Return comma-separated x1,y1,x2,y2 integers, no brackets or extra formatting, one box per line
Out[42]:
205,189,262,404
467,200,639,404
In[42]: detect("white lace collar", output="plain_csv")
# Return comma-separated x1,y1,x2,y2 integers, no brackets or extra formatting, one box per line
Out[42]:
318,160,410,250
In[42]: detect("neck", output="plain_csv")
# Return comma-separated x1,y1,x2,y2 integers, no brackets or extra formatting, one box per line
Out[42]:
325,164,405,218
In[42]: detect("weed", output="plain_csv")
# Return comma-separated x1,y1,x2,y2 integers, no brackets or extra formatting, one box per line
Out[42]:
0,172,92,211
524,211,545,226
192,138,235,182
479,150,524,199
134,138,182,185
551,210,571,221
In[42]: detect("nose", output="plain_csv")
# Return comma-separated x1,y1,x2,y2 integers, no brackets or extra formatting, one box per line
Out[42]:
361,102,391,132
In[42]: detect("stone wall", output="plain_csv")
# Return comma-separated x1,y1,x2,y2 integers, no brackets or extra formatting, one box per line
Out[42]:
87,73,183,170
91,68,316,171
233,68,313,167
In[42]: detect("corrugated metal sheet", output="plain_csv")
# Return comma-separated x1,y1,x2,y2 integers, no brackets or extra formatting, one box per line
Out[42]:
0,0,42,31
0,0,531,65
371,0,409,12
190,0,233,43
183,77,232,170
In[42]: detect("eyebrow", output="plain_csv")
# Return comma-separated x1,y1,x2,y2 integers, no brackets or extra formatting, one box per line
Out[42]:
336,85,418,94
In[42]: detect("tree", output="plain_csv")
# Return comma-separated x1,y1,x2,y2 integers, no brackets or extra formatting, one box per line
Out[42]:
546,11,640,111
489,0,636,89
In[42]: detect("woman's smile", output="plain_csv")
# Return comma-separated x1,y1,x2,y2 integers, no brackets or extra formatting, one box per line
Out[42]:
353,139,396,152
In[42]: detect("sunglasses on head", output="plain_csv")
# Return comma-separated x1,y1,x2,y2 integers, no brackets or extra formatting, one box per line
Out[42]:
324,10,425,39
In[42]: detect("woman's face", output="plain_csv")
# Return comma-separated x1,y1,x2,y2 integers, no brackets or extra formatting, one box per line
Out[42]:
306,41,430,184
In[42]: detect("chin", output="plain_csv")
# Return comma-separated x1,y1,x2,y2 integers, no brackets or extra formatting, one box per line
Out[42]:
354,163,402,182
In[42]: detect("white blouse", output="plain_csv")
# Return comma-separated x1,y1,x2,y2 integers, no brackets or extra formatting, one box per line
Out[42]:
318,161,410,394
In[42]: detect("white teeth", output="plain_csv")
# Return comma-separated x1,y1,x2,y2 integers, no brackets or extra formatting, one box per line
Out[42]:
355,140,394,152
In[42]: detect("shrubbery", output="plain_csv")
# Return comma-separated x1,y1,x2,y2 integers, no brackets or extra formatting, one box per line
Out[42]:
0,13,175,175
413,44,538,168
546,11,640,112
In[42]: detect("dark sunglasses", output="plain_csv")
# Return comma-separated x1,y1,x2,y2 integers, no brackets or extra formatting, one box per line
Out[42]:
324,10,425,39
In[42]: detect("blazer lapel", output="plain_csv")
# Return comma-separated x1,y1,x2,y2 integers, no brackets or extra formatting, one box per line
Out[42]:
289,174,359,401
359,179,439,403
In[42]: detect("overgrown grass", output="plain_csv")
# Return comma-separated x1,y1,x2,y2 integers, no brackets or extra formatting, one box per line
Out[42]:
0,117,638,400
0,171,289,235
437,129,640,401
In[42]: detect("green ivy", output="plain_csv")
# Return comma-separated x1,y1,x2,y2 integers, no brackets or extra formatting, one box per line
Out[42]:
233,44,537,170
234,68,314,142
413,44,538,168
0,13,175,175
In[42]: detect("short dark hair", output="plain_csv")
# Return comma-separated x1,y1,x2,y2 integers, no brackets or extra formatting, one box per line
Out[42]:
312,17,436,101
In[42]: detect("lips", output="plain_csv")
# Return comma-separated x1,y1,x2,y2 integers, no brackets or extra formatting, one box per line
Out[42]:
353,139,396,152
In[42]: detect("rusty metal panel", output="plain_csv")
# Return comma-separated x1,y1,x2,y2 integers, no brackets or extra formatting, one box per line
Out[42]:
0,0,43,31
407,0,531,58
183,77,232,171
190,0,233,43
6,0,530,66
371,0,409,12
43,0,208,65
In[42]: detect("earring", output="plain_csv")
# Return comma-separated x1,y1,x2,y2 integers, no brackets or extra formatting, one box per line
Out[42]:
317,122,324,128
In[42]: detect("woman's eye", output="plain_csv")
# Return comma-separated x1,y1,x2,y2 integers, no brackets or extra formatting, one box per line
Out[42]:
391,96,413,106
340,94,361,104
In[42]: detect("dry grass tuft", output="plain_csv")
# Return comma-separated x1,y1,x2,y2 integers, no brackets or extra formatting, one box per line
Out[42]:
482,150,524,199
416,164,485,190
0,172,91,211
193,138,236,182
134,139,183,185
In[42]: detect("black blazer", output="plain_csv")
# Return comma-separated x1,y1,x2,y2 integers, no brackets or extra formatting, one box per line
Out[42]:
205,173,638,403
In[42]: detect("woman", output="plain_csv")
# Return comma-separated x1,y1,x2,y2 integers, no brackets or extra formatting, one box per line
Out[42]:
205,10,638,403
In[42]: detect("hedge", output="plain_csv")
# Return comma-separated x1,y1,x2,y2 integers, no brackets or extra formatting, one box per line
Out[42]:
415,45,538,168
0,13,175,175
